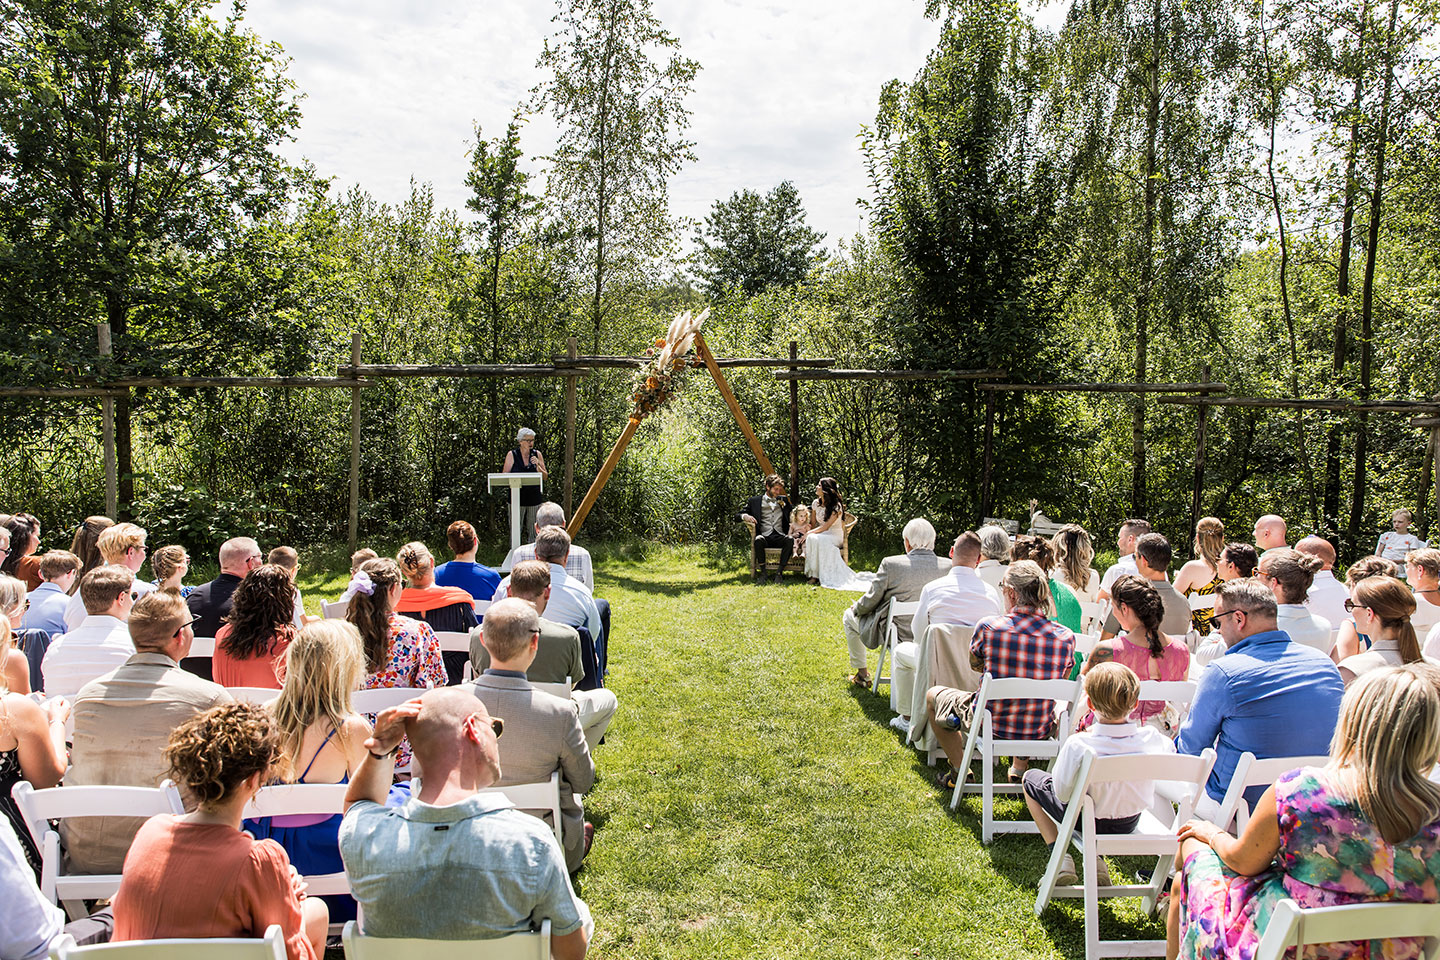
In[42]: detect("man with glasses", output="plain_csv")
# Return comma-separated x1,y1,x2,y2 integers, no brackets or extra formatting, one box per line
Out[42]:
1175,578,1342,820
62,591,232,873
340,686,591,956
185,537,263,649
62,522,152,632
42,565,137,698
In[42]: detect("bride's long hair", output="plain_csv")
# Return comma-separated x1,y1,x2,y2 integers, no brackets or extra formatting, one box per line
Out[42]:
816,477,843,520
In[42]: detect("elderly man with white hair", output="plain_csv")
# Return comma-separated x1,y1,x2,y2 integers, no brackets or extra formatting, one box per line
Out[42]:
843,518,951,687
975,525,1011,590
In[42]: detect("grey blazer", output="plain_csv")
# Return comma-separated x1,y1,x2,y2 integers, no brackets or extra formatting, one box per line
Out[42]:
849,549,952,649
469,672,594,871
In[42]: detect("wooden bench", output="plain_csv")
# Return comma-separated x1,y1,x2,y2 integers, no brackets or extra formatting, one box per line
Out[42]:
740,513,860,577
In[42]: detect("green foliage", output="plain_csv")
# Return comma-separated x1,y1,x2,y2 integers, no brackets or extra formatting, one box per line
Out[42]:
692,181,826,299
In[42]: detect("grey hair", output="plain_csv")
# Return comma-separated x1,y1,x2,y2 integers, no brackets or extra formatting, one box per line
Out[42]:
978,525,1012,562
1216,577,1278,618
902,518,937,551
535,502,566,529
516,427,536,442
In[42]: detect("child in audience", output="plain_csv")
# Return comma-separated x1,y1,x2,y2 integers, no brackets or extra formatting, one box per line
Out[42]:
149,545,193,597
789,504,813,558
1376,508,1428,572
1022,662,1175,886
349,549,377,575
268,545,311,626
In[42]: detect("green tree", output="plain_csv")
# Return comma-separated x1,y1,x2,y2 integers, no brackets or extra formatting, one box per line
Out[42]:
465,112,541,362
692,180,826,299
0,0,301,508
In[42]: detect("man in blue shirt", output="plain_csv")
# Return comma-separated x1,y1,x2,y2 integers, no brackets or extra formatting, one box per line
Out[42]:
434,520,501,605
1177,578,1343,818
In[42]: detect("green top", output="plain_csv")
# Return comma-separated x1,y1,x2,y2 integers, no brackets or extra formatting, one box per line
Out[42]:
1049,578,1084,633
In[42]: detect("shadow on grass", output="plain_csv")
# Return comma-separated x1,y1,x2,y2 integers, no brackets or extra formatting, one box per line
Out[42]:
602,571,752,595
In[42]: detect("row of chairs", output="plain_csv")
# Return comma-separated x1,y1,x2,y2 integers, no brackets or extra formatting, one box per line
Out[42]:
318,598,495,620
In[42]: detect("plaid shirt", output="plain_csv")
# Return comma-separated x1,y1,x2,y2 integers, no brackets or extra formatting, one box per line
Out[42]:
970,606,1076,740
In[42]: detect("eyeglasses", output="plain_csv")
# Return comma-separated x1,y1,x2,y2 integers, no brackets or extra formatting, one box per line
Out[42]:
474,715,504,739
1211,609,1243,624
173,617,198,637
1343,599,1370,613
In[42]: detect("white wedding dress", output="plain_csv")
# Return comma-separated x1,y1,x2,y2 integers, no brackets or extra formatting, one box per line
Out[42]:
803,500,874,592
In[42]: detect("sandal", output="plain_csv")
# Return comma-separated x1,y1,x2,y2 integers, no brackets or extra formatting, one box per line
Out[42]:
935,769,957,790
849,671,872,687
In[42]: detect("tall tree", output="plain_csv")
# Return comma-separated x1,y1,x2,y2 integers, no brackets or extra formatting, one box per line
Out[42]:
692,180,826,299
466,112,541,361
0,0,301,509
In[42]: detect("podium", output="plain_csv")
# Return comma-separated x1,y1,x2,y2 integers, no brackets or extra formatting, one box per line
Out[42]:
488,473,545,552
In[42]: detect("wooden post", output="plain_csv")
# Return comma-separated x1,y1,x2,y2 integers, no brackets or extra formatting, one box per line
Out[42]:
694,333,776,477
1432,394,1440,540
564,337,578,519
980,390,996,519
97,324,118,519
1191,363,1211,546
568,417,640,538
788,341,800,501
348,331,363,551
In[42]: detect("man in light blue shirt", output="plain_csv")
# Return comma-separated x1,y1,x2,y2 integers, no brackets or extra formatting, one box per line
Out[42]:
339,687,590,958
21,552,79,638
1176,578,1343,813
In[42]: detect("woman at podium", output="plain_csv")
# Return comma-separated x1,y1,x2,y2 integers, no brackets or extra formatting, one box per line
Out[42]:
502,427,548,541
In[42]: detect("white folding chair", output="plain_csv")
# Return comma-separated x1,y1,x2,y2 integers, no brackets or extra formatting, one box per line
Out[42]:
1213,751,1331,832
948,674,1085,842
1187,592,1216,613
12,780,185,919
1253,898,1440,960
321,599,350,619
478,771,564,846
225,686,280,704
352,687,430,714
1073,632,1098,656
473,598,492,618
872,598,920,694
433,631,471,656
1079,601,1105,636
531,679,573,700
242,783,351,904
341,918,550,960
50,923,286,959
1035,749,1217,960
188,636,216,659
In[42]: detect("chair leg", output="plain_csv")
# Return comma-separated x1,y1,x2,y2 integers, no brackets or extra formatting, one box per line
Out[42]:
1083,827,1100,960
981,738,995,844
950,719,980,810
872,639,889,693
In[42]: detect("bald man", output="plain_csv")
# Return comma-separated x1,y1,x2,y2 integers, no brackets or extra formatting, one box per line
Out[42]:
1295,536,1348,630
340,688,591,956
1253,515,1287,552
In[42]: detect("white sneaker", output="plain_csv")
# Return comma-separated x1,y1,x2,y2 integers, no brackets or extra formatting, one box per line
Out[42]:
889,716,912,736
1055,854,1078,886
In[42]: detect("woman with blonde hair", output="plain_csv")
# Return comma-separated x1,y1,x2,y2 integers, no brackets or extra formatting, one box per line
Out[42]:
1336,576,1427,686
1173,517,1225,634
213,564,298,689
394,541,476,684
149,545,193,597
0,577,30,695
245,621,370,923
0,609,69,878
1167,664,1440,960
1050,524,1100,602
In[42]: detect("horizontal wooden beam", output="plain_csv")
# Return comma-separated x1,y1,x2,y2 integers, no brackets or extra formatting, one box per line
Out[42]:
0,386,128,398
978,382,1227,394
774,368,1006,381
553,355,835,369
1159,396,1440,413
337,364,585,379
1414,417,1440,428
108,376,377,389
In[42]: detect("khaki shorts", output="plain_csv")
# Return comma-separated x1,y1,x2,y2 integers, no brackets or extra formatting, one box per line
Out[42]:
932,686,978,732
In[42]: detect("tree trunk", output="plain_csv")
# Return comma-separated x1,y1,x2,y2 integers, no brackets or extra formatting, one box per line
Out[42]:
1132,4,1161,518
106,292,134,516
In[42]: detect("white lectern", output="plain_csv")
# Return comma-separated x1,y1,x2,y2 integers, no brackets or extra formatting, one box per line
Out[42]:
488,473,545,552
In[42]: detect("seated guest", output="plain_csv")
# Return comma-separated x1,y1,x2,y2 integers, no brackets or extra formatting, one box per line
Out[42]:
975,524,1011,590
505,502,595,590
338,688,590,955
396,541,477,684
925,561,1076,788
1098,518,1150,601
0,815,115,954
23,549,79,637
1337,576,1430,686
213,564,298,689
1294,534,1348,629
1216,541,1258,581
499,528,605,671
1332,555,1398,662
111,703,328,959
330,549,380,611
0,618,68,879
1252,513,1287,550
1258,547,1331,654
0,577,31,694
148,545,193,597
63,592,231,874
1079,575,1189,732
41,565,135,698
3,514,41,590
246,621,369,924
842,518,949,688
1100,533,1190,640
1023,663,1175,886
1012,535,1081,632
434,520,502,604
187,536,264,641
1175,578,1343,821
1376,507,1429,568
469,599,594,873
1404,547,1440,636
1051,524,1101,603
890,531,1002,735
68,516,113,583
473,561,616,749
1173,517,1225,635
1169,664,1440,960
63,523,152,632
267,546,309,628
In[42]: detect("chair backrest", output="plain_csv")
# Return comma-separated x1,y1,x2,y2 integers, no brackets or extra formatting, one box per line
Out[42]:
433,631,471,654
1028,520,1066,538
1215,751,1333,830
473,599,492,618
1068,748,1217,826
352,686,430,715
322,599,350,620
341,919,551,960
242,783,348,820
1133,679,1198,705
531,679,572,700
974,674,1085,743
1078,601,1105,635
477,771,563,846
1253,898,1440,960
226,686,280,704
52,924,287,959
885,599,921,638
1073,632,1098,655
12,780,185,851
188,637,216,659
1187,592,1216,612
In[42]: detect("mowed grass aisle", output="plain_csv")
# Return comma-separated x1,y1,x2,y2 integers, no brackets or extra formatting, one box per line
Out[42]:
573,546,1167,960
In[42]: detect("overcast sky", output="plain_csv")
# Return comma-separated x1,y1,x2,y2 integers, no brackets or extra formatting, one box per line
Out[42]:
242,0,958,255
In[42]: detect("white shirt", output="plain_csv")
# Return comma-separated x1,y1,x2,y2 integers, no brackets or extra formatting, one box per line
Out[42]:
1100,554,1139,595
62,579,153,632
1276,604,1333,655
975,559,1007,590
494,563,602,645
1376,530,1428,564
1426,621,1440,660
911,566,1002,643
1412,593,1440,637
1053,721,1176,820
41,615,135,698
0,818,63,960
1304,570,1349,631
500,543,594,591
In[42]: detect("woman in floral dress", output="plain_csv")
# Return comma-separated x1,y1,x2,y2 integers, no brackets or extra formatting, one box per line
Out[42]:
1167,663,1440,960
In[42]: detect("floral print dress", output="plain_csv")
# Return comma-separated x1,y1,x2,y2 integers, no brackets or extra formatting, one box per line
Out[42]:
361,614,447,768
1179,766,1440,960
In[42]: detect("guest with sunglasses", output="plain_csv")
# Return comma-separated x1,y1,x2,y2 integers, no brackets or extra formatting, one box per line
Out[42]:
1336,576,1431,686
41,565,137,698
63,591,231,874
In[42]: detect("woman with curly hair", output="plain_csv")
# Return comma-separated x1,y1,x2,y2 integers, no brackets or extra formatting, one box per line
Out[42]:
1080,575,1190,732
1013,535,1082,631
213,565,298,689
1050,524,1101,603
394,541,476,684
112,702,327,959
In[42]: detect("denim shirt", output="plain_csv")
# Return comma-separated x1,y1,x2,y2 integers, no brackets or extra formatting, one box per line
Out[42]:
1176,629,1343,803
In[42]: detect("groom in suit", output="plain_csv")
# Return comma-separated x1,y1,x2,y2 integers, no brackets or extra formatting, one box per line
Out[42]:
739,474,794,584
844,518,951,686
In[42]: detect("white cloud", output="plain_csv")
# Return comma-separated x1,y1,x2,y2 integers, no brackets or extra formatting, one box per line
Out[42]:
243,0,944,255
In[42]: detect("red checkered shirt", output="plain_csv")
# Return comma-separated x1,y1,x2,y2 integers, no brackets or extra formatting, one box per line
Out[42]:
970,606,1076,740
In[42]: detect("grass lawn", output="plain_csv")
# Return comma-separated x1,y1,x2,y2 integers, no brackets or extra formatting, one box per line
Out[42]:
297,543,1165,958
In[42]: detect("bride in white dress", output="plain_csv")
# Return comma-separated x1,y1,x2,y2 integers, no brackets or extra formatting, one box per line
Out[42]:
803,477,872,591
